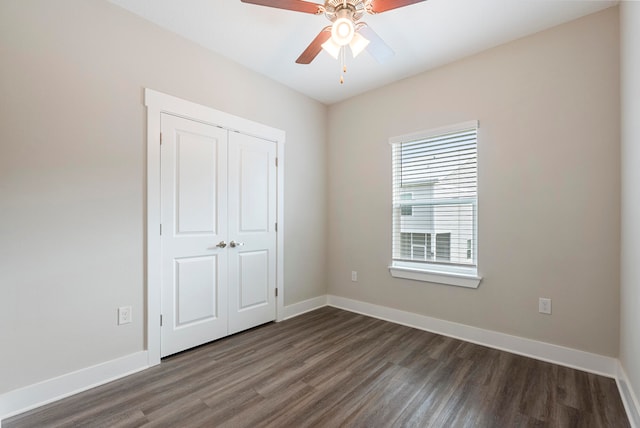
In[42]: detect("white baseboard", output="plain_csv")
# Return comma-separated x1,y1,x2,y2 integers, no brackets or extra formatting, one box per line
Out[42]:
3,297,635,425
328,293,638,425
617,362,640,428
282,295,328,320
0,351,149,423
326,295,617,378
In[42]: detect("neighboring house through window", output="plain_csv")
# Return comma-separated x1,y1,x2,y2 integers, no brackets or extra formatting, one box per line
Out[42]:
389,121,481,288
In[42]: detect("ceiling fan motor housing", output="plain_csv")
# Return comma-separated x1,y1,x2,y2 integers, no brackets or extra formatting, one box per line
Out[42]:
324,0,366,22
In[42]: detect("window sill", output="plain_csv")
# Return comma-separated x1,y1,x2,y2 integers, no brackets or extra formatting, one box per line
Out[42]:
388,265,482,289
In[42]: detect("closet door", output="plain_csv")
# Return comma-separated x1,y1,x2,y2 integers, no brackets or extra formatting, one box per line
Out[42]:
160,114,228,357
227,132,277,335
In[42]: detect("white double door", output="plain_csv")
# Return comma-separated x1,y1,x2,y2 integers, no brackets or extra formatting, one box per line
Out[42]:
160,114,277,357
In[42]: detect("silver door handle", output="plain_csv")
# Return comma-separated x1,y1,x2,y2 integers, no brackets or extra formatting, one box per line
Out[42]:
229,241,244,248
215,241,227,248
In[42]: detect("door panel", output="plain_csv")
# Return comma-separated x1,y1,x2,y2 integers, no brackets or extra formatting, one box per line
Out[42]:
174,256,218,326
228,132,277,335
161,114,228,357
239,149,270,232
238,251,269,310
175,133,217,235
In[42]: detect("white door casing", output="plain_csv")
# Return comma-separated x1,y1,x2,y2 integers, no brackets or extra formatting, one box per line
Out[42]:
145,89,285,366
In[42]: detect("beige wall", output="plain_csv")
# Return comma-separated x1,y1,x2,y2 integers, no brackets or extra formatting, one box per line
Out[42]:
0,0,327,394
0,0,628,403
620,0,640,417
327,8,620,356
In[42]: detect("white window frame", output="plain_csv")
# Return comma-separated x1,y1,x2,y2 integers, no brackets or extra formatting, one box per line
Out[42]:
388,121,482,289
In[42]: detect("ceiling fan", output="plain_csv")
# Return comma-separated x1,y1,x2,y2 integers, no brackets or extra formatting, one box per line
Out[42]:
240,0,427,67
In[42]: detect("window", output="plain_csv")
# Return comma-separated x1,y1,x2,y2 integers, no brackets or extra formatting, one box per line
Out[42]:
400,193,413,216
389,121,481,288
436,233,451,262
401,232,433,260
402,232,456,261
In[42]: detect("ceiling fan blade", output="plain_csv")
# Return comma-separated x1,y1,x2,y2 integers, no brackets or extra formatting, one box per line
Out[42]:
358,25,394,63
369,0,427,13
240,0,322,14
296,27,332,64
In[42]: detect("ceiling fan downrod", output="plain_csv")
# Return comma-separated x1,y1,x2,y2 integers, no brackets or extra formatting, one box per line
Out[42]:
324,0,365,23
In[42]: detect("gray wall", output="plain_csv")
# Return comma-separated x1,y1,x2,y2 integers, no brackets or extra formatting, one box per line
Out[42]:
0,0,327,394
620,0,640,416
327,8,620,356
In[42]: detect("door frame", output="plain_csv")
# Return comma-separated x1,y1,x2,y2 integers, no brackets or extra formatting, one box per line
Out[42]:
144,88,285,366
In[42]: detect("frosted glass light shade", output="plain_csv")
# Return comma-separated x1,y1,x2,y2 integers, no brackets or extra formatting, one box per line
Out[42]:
321,38,341,59
349,32,370,58
331,17,355,46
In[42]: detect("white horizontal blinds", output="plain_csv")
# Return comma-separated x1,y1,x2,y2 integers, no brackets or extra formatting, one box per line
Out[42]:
392,124,478,267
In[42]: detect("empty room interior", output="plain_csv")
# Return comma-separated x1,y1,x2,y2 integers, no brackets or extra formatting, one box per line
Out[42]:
1,0,639,426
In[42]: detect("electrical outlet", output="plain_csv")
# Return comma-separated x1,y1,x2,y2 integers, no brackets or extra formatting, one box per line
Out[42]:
351,271,358,282
118,306,132,325
538,298,552,315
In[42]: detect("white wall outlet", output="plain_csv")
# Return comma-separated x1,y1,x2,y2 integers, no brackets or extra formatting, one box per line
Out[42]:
538,298,552,315
118,306,132,325
351,271,358,282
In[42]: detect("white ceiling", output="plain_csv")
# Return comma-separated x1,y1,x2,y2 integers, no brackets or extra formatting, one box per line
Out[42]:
108,0,616,105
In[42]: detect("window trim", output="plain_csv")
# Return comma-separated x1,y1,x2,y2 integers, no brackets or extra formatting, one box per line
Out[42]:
389,120,479,146
389,120,481,288
389,263,481,288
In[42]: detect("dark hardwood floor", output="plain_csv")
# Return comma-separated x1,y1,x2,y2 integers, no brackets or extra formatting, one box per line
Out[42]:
4,307,629,427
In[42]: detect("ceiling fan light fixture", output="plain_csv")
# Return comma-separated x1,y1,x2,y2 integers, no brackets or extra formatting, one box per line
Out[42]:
331,16,355,46
321,37,341,59
349,32,369,58
244,0,427,70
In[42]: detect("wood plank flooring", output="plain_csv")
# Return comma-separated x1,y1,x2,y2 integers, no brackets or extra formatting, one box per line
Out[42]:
4,307,630,427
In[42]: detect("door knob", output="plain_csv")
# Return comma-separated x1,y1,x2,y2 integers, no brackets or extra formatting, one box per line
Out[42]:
229,241,244,248
215,241,227,248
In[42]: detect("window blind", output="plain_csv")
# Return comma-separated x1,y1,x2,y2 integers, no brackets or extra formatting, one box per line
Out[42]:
391,122,478,269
